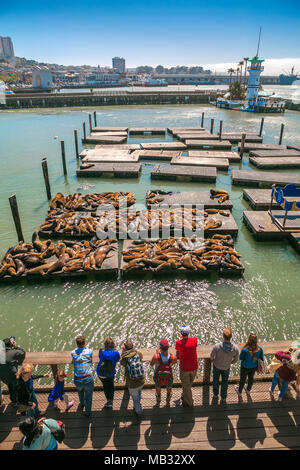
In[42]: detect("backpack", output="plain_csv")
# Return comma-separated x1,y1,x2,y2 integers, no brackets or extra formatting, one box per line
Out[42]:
155,354,173,387
126,354,144,380
99,359,113,378
44,420,65,443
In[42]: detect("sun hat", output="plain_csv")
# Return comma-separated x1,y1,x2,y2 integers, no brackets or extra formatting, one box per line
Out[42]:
160,339,169,348
291,349,300,365
180,325,190,336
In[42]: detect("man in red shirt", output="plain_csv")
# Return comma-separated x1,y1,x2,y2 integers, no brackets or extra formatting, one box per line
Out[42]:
175,325,198,407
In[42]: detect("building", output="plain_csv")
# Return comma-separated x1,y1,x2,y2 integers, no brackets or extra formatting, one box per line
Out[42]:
32,67,53,89
112,57,125,74
0,36,15,60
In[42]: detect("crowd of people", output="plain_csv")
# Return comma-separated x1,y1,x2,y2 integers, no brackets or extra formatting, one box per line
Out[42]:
0,329,300,450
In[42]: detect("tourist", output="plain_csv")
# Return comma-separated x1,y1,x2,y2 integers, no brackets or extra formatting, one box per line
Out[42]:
19,416,62,450
96,337,120,408
71,335,94,418
210,328,239,403
16,363,49,418
269,348,300,402
235,333,264,397
175,325,198,408
150,339,177,403
0,337,26,406
120,340,145,417
48,369,74,411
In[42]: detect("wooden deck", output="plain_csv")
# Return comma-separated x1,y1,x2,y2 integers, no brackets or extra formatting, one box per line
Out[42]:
243,210,300,240
146,190,233,210
188,151,241,162
249,149,300,158
249,157,300,169
232,170,300,187
243,189,281,210
151,165,217,182
129,128,166,135
171,156,229,170
186,140,232,150
82,135,128,144
177,133,220,141
287,145,300,152
141,142,187,150
238,143,287,152
82,154,140,164
95,144,141,150
167,127,205,134
76,163,141,178
2,382,300,450
133,150,182,161
290,232,300,253
221,133,262,143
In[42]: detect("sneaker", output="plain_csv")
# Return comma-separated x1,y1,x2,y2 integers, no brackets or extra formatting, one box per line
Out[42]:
53,403,58,410
234,386,242,397
278,393,283,402
85,412,91,418
166,393,172,403
66,400,74,411
269,387,275,398
134,410,142,418
155,394,161,402
244,386,251,396
213,394,218,399
104,400,113,408
220,398,226,404
78,403,85,411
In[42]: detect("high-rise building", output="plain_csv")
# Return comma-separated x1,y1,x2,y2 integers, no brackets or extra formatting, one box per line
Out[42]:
0,36,15,60
112,57,125,73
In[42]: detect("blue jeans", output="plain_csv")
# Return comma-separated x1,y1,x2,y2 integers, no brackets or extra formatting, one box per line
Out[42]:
27,389,40,418
128,385,143,414
212,365,230,399
74,376,94,414
271,371,289,398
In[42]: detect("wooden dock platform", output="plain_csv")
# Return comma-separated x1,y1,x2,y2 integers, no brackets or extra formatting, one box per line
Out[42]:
82,135,128,144
133,150,182,161
129,127,166,135
146,190,233,210
290,232,300,253
141,142,187,150
82,154,140,164
249,149,300,158
243,189,282,210
188,150,241,162
232,170,300,187
91,126,128,132
151,165,217,182
80,149,132,158
171,156,229,170
186,140,232,150
249,156,300,169
243,210,300,240
76,162,141,178
221,133,262,143
238,143,287,152
95,144,141,150
177,133,220,141
167,126,205,134
287,145,300,152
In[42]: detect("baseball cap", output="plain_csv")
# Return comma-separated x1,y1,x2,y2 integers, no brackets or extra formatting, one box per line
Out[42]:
160,339,169,348
180,325,190,336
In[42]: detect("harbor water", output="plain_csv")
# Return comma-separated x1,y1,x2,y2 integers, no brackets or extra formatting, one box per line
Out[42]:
0,104,299,358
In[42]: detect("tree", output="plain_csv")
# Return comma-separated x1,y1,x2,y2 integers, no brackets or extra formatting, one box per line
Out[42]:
243,57,249,88
155,65,165,74
228,68,235,87
229,81,246,100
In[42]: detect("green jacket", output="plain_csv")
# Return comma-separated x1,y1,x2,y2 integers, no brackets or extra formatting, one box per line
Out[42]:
120,348,145,389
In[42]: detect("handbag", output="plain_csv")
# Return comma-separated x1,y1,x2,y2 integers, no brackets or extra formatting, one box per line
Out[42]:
256,357,269,374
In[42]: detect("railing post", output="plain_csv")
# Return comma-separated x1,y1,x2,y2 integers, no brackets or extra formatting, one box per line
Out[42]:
210,118,214,134
89,114,92,133
9,194,24,242
219,120,223,141
240,133,246,157
93,111,97,127
83,122,86,140
60,140,67,175
74,129,79,159
203,358,211,384
259,117,264,137
201,112,204,128
279,123,284,145
41,158,51,200
50,364,58,381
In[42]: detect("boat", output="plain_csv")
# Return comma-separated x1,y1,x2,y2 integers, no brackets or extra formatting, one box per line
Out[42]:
279,67,299,85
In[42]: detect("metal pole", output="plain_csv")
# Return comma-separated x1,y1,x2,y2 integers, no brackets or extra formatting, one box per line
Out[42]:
89,114,92,133
210,118,214,134
219,120,223,141
279,123,284,145
60,141,67,175
83,122,86,140
41,158,51,200
201,112,204,128
9,194,24,242
259,117,264,137
240,133,246,157
74,129,79,159
94,111,97,127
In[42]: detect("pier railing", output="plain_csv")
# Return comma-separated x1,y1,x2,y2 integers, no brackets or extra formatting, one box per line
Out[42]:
3,339,298,393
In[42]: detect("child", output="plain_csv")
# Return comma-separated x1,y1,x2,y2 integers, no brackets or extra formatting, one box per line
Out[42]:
150,339,177,403
16,363,50,418
269,349,297,402
48,369,74,411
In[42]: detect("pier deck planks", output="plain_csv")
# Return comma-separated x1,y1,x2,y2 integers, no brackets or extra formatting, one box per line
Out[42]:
232,170,300,187
146,190,233,210
188,150,241,162
95,144,141,150
151,164,217,182
129,127,166,135
249,149,300,158
80,149,132,158
76,162,141,178
221,133,262,143
243,210,300,240
242,189,298,210
238,143,287,152
133,150,182,161
289,232,300,253
171,156,229,170
82,154,140,164
185,140,232,150
141,142,187,150
287,145,300,152
249,156,300,169
92,126,128,132
167,126,205,134
82,135,127,144
178,133,220,141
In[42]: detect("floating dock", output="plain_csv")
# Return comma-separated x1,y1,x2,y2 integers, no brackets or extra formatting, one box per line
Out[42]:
170,156,229,170
82,135,127,144
243,189,284,210
167,127,205,135
237,143,287,152
129,128,166,135
232,170,300,187
82,154,140,164
80,149,132,158
151,164,217,182
92,127,128,132
133,150,182,161
249,156,300,169
177,132,220,141
76,162,141,178
185,140,232,150
249,149,300,158
141,142,187,150
289,232,300,253
188,150,241,162
221,133,262,143
95,144,141,150
146,190,233,210
243,210,300,240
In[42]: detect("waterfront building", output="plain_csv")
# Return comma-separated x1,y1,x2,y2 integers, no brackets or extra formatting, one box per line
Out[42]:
32,67,53,89
112,57,126,74
0,36,15,60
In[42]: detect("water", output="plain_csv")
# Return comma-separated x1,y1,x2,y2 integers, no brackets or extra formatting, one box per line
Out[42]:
0,104,299,357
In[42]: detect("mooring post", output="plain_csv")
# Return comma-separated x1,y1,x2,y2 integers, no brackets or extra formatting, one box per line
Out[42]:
279,123,284,145
201,112,204,128
83,122,86,140
41,158,51,200
219,120,223,141
8,194,24,242
60,141,67,175
240,133,246,157
93,111,97,127
259,117,264,137
203,358,212,384
89,114,92,133
210,118,214,134
74,129,79,159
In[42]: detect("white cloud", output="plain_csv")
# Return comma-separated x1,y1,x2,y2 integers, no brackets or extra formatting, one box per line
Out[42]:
201,58,300,76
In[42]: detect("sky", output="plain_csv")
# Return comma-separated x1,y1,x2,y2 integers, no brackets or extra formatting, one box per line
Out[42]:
1,0,300,74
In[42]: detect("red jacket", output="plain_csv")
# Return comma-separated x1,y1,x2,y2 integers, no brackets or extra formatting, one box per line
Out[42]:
275,351,296,382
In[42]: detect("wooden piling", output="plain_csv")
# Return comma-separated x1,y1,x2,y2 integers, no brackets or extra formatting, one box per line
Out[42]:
89,114,92,133
93,111,97,127
201,112,204,128
203,358,212,384
240,133,246,157
219,120,223,141
74,129,79,159
8,194,24,242
60,141,67,175
210,118,214,134
279,123,284,145
259,117,264,137
41,158,51,200
83,122,86,140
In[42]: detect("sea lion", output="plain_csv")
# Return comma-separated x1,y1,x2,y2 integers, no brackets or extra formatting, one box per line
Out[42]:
15,259,25,277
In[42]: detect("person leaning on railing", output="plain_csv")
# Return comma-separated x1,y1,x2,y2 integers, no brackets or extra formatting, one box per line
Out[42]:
235,333,264,398
175,325,198,408
71,335,94,418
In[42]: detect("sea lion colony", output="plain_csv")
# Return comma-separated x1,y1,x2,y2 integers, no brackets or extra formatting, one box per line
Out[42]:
122,235,244,273
146,189,230,206
0,232,117,279
49,191,135,211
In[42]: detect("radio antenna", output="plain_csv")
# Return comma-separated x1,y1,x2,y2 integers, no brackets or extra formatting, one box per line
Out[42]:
256,27,262,57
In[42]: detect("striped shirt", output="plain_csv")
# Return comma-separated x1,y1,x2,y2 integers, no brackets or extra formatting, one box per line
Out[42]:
71,347,93,378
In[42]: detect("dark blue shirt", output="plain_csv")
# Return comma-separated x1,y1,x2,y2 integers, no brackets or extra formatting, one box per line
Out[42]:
96,349,120,379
